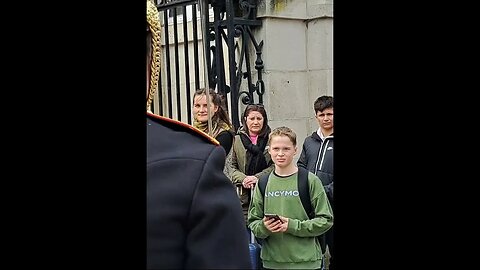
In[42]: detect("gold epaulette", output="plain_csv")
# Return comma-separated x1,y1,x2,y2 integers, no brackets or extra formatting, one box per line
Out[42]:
147,112,220,145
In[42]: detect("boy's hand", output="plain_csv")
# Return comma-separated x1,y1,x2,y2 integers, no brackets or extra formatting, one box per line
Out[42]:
263,215,288,233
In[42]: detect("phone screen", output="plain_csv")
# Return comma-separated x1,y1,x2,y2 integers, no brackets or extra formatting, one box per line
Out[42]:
264,214,283,223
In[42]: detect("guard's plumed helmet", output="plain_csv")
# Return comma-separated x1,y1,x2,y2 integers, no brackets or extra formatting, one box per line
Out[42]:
146,0,161,112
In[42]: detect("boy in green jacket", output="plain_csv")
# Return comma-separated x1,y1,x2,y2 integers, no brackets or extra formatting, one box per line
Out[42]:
248,126,333,269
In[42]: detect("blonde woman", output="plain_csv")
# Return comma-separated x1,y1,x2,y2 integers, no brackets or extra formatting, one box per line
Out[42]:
192,88,235,154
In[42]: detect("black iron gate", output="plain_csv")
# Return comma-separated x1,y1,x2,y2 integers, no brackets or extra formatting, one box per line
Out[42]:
151,0,265,130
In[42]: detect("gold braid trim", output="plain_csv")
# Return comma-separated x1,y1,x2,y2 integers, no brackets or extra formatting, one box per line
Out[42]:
146,0,161,112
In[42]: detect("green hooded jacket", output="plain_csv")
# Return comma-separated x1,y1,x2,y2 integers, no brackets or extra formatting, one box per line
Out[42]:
248,171,333,269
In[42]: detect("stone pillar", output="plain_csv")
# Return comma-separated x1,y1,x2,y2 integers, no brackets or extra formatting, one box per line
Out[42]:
251,0,333,160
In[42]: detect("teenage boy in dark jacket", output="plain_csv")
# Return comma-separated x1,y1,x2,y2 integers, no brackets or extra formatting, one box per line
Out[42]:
297,95,334,269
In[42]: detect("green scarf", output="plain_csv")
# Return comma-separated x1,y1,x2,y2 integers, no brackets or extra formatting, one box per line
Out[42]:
193,118,232,139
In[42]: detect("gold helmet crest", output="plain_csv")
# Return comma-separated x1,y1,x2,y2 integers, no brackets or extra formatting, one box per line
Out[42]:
146,0,161,113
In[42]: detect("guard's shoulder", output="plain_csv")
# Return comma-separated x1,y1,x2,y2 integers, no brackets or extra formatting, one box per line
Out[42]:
147,112,219,145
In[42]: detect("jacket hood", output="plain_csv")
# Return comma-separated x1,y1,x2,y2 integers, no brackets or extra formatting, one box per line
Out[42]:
236,126,248,136
310,131,334,141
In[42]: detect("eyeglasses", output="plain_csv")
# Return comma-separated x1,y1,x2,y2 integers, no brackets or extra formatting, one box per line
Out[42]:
246,103,264,109
244,103,265,117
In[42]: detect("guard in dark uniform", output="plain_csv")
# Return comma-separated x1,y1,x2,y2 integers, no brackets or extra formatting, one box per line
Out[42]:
146,1,250,268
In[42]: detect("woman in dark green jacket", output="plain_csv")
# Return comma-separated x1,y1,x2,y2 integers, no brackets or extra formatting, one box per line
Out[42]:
230,104,274,223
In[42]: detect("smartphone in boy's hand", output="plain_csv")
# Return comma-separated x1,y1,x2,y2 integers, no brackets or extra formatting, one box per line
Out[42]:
264,213,284,223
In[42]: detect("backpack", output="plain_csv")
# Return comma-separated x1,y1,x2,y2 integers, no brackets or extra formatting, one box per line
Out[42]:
257,166,327,254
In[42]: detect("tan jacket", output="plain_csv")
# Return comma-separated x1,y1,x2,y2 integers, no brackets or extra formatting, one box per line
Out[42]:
229,129,274,222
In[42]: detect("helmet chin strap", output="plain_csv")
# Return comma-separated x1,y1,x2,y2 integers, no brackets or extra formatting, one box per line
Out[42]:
146,0,161,113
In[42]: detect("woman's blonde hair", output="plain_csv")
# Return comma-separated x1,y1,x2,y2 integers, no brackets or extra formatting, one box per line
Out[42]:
193,88,233,129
